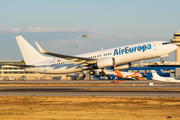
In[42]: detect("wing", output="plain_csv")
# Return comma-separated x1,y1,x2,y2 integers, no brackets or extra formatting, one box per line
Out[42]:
35,42,98,66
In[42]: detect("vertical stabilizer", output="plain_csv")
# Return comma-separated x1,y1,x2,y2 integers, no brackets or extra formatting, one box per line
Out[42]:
16,36,51,65
151,70,162,78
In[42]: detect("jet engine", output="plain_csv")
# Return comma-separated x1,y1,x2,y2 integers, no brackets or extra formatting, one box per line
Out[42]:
96,57,115,69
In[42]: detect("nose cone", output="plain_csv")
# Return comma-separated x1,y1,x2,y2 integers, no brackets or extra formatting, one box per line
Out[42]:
171,44,178,51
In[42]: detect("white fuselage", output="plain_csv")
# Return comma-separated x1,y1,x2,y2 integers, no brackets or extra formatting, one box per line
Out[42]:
25,41,177,74
151,70,180,83
152,77,180,83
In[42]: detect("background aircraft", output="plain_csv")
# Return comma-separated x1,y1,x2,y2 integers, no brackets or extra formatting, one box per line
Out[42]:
151,70,180,83
114,70,143,80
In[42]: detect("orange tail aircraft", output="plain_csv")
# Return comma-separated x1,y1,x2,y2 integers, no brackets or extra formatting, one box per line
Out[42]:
114,70,142,80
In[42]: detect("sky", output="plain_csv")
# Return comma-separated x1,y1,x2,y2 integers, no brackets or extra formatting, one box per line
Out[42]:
0,0,180,62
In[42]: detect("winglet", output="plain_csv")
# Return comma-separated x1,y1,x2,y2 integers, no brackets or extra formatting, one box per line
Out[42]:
35,42,47,54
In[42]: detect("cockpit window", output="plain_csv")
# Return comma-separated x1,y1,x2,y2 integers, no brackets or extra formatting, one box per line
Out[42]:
162,42,170,45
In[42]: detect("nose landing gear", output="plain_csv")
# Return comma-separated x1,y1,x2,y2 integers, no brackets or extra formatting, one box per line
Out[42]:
160,54,169,63
160,59,164,63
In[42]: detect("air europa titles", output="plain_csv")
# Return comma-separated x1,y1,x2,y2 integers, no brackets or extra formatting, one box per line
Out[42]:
114,44,152,56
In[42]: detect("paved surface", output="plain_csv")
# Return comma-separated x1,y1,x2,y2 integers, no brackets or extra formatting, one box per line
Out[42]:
0,89,179,97
0,79,174,84
0,80,180,97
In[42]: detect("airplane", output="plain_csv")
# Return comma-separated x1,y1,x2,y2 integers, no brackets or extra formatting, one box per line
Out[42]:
8,36,177,76
114,70,143,80
73,68,143,80
151,70,180,83
95,68,143,80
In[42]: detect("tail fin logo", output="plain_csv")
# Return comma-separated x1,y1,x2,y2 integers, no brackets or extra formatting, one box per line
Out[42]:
114,70,123,78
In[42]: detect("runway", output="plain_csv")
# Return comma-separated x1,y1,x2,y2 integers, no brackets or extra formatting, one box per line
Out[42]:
0,88,180,97
1,80,180,97
0,79,178,84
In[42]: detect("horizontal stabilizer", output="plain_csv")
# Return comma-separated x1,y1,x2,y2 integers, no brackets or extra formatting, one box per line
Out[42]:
5,64,34,68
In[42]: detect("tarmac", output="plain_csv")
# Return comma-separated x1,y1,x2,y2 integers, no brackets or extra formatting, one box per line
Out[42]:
0,80,180,97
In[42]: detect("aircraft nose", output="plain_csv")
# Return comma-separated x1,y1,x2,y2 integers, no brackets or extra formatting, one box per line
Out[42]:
172,44,178,50
170,44,178,50
169,44,178,52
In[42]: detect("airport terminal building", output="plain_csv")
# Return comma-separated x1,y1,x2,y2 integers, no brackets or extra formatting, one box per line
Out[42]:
0,60,25,74
0,60,53,80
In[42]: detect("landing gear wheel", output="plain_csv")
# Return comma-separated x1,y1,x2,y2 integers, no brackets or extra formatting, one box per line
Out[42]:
99,71,105,76
160,60,164,63
89,70,95,75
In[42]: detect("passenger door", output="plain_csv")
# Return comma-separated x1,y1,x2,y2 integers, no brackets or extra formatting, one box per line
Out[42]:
153,42,157,51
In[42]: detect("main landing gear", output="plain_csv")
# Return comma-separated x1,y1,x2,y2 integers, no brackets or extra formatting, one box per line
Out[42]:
89,69,95,75
89,69,105,76
99,70,105,76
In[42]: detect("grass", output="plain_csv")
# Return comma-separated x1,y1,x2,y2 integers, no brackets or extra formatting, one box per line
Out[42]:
0,96,180,120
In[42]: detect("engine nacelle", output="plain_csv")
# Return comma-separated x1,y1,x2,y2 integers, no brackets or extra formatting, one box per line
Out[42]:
97,57,115,69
